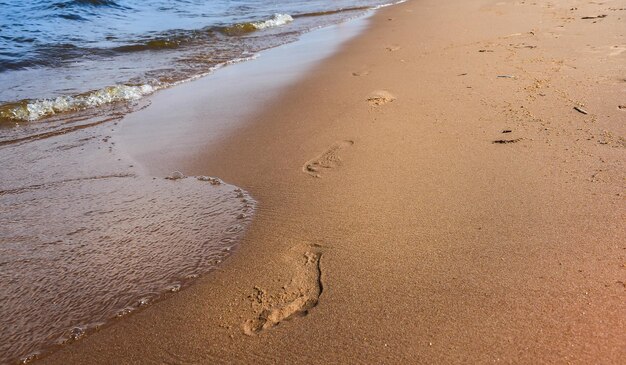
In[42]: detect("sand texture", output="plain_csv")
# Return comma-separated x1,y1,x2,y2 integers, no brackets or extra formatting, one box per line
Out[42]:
41,0,625,363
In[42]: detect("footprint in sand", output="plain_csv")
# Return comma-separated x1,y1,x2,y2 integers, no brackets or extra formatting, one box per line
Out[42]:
352,70,370,77
608,45,626,56
367,90,396,106
243,244,323,335
302,140,354,178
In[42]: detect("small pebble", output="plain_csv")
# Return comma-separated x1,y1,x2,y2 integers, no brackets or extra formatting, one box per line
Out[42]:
166,171,185,180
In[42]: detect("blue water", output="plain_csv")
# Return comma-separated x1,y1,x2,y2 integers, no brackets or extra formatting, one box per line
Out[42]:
0,0,396,125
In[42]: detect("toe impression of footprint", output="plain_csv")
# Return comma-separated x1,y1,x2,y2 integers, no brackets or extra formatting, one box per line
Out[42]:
367,90,396,106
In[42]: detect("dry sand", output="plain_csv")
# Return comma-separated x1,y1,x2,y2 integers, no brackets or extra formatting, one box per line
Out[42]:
42,0,625,363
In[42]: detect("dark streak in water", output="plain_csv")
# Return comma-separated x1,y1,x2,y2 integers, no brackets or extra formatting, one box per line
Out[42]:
0,173,133,196
0,115,123,147
293,6,372,18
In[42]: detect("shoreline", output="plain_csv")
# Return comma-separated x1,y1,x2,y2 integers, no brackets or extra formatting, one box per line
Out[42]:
0,1,401,126
42,0,625,363
114,13,375,177
2,8,389,364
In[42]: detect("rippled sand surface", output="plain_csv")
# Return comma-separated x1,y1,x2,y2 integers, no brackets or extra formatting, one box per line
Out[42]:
0,116,254,363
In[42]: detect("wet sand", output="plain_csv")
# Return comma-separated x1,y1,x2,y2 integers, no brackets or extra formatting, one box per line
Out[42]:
42,0,625,363
0,103,256,362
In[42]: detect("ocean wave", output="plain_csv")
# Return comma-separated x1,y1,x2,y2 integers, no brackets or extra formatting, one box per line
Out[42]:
252,13,294,30
222,13,293,35
112,14,293,52
0,85,154,122
0,54,262,124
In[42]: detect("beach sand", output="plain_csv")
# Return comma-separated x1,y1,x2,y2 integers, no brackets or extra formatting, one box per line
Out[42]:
41,0,625,363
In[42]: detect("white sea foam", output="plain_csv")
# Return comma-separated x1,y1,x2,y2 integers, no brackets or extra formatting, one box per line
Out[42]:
1,55,263,123
252,13,294,30
4,84,155,122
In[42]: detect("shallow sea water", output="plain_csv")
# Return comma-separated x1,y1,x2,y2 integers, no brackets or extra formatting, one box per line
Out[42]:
0,117,255,363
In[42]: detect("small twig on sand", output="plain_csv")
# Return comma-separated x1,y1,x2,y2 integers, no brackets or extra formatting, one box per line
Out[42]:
581,14,607,19
574,106,588,115
493,138,523,144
